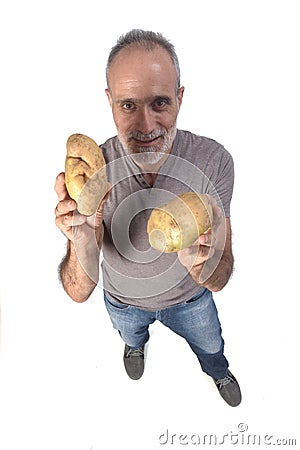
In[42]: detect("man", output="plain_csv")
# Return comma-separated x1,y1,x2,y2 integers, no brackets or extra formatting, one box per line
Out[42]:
54,29,241,407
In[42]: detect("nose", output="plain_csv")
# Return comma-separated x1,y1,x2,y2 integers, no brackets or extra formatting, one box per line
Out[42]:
136,106,156,134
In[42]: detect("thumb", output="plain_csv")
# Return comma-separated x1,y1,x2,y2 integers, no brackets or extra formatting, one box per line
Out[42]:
93,184,112,227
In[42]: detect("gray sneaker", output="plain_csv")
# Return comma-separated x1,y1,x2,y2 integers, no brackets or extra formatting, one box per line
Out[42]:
214,370,242,407
123,344,145,380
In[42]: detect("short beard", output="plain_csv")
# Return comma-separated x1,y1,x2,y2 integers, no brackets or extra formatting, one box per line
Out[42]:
119,124,177,167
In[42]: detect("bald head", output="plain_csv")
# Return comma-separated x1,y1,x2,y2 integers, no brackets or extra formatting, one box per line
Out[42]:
106,29,181,92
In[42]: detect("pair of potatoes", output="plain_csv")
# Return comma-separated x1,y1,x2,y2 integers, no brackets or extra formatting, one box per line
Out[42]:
65,134,212,253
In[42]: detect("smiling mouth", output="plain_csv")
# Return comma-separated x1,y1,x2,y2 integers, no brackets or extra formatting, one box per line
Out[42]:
133,136,161,146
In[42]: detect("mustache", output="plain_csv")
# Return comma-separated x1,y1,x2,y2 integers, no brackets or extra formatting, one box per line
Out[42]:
128,129,165,141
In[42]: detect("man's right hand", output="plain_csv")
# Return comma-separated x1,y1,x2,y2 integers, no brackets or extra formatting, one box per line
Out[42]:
54,172,109,301
54,172,107,246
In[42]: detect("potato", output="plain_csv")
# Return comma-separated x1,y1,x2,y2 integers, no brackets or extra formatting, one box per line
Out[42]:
65,134,108,216
147,192,212,253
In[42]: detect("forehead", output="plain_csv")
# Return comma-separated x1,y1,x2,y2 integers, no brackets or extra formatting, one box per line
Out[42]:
108,46,177,98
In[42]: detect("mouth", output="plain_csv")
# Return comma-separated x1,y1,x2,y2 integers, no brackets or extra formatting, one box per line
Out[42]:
132,136,162,147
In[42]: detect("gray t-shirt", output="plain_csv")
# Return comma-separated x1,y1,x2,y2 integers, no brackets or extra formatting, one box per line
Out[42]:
100,129,234,310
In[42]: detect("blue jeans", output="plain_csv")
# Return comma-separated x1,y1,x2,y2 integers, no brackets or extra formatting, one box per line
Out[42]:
103,288,229,379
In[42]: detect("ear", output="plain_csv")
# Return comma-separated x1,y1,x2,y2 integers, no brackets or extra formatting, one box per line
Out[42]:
177,86,185,108
105,89,113,107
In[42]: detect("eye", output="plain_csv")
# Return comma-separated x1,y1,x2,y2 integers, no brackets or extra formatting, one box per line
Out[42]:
122,102,135,110
153,98,169,110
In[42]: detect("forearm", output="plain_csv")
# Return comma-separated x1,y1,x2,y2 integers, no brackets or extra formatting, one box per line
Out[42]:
189,250,234,292
59,235,101,302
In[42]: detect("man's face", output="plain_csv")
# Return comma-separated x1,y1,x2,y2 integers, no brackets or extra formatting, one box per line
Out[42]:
106,46,184,167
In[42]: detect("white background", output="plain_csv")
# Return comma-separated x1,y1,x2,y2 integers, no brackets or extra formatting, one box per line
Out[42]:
0,1,299,449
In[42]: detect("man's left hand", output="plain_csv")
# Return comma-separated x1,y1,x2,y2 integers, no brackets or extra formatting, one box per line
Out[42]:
177,195,225,273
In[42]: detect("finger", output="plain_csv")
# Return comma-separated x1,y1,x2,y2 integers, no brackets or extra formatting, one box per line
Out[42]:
87,203,105,228
178,244,212,268
55,199,77,217
55,215,72,237
55,212,87,242
97,183,112,212
198,232,212,246
54,172,70,201
88,184,112,227
62,212,87,227
201,194,223,228
190,230,212,248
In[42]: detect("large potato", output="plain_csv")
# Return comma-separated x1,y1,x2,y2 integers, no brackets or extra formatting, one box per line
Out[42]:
65,134,108,216
147,192,212,253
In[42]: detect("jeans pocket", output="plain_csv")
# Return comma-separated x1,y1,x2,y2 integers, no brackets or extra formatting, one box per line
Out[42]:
186,288,207,304
104,292,131,310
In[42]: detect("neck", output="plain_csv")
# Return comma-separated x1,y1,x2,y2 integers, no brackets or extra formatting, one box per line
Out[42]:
141,172,158,187
134,151,170,186
133,145,173,176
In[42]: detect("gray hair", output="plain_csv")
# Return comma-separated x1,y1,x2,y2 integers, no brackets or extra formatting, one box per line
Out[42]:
106,29,181,91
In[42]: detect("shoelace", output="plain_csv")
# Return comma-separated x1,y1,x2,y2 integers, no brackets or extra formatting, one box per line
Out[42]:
215,373,234,388
125,347,144,358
